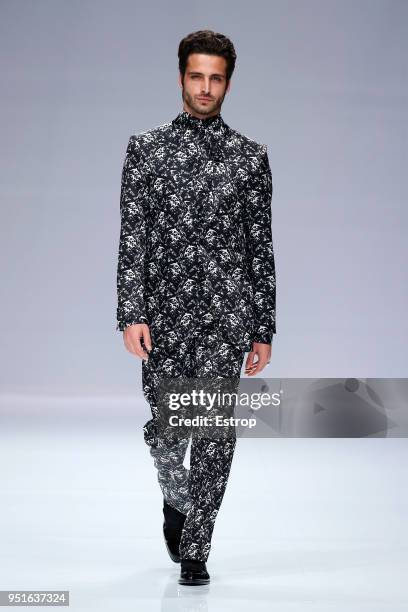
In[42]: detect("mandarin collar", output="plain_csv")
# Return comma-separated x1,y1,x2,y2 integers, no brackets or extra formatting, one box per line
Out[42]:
172,109,227,136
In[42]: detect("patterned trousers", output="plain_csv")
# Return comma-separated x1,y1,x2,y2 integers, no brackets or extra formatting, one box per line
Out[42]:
141,323,246,562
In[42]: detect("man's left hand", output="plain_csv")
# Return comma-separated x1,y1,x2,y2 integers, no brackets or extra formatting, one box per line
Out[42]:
244,342,272,376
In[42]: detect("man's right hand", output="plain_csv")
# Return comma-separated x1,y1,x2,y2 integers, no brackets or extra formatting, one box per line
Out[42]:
123,323,152,360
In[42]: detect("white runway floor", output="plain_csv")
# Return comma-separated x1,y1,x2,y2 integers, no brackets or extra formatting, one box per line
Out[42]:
0,395,407,611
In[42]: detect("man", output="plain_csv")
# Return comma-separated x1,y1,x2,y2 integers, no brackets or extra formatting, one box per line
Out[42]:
116,30,276,585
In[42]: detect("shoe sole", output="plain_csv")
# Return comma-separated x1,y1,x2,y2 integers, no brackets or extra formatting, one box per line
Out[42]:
178,578,210,585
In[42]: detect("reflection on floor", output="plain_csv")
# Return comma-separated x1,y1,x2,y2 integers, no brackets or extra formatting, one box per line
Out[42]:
0,395,407,611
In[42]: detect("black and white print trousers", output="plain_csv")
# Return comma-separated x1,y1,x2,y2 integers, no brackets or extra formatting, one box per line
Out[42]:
142,322,246,562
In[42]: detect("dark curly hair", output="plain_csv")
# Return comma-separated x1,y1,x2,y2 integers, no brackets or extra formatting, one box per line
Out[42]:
178,30,237,84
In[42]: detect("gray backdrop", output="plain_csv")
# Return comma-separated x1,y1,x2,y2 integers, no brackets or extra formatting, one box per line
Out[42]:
1,0,407,395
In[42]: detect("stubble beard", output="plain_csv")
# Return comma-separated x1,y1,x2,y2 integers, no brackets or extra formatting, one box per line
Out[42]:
182,87,226,118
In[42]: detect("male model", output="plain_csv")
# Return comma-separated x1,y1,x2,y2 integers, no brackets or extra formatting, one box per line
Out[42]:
116,30,276,585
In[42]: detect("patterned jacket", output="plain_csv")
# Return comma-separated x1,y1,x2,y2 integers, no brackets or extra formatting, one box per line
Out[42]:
116,109,276,352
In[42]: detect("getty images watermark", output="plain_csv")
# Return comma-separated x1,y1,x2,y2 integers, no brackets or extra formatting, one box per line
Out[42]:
166,384,280,429
154,377,408,439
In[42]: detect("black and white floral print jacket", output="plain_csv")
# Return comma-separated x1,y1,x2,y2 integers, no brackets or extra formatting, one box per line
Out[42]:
116,110,276,352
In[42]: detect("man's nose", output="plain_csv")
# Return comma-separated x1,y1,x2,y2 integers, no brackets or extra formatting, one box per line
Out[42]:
202,79,211,94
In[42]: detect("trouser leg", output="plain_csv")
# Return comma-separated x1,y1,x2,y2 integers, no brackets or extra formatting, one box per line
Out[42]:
179,329,245,562
141,338,195,516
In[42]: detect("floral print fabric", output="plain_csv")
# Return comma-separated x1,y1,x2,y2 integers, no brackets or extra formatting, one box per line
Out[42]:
116,109,276,351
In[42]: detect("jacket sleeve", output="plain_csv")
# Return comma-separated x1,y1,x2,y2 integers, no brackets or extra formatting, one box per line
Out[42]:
116,135,149,331
243,144,276,344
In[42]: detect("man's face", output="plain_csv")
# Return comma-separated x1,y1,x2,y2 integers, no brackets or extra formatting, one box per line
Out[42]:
179,53,230,118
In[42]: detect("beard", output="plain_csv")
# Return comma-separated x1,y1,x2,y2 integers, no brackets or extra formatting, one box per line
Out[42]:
182,87,226,117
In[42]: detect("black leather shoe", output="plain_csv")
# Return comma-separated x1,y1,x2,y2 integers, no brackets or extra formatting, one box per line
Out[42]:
163,500,186,563
178,559,210,585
